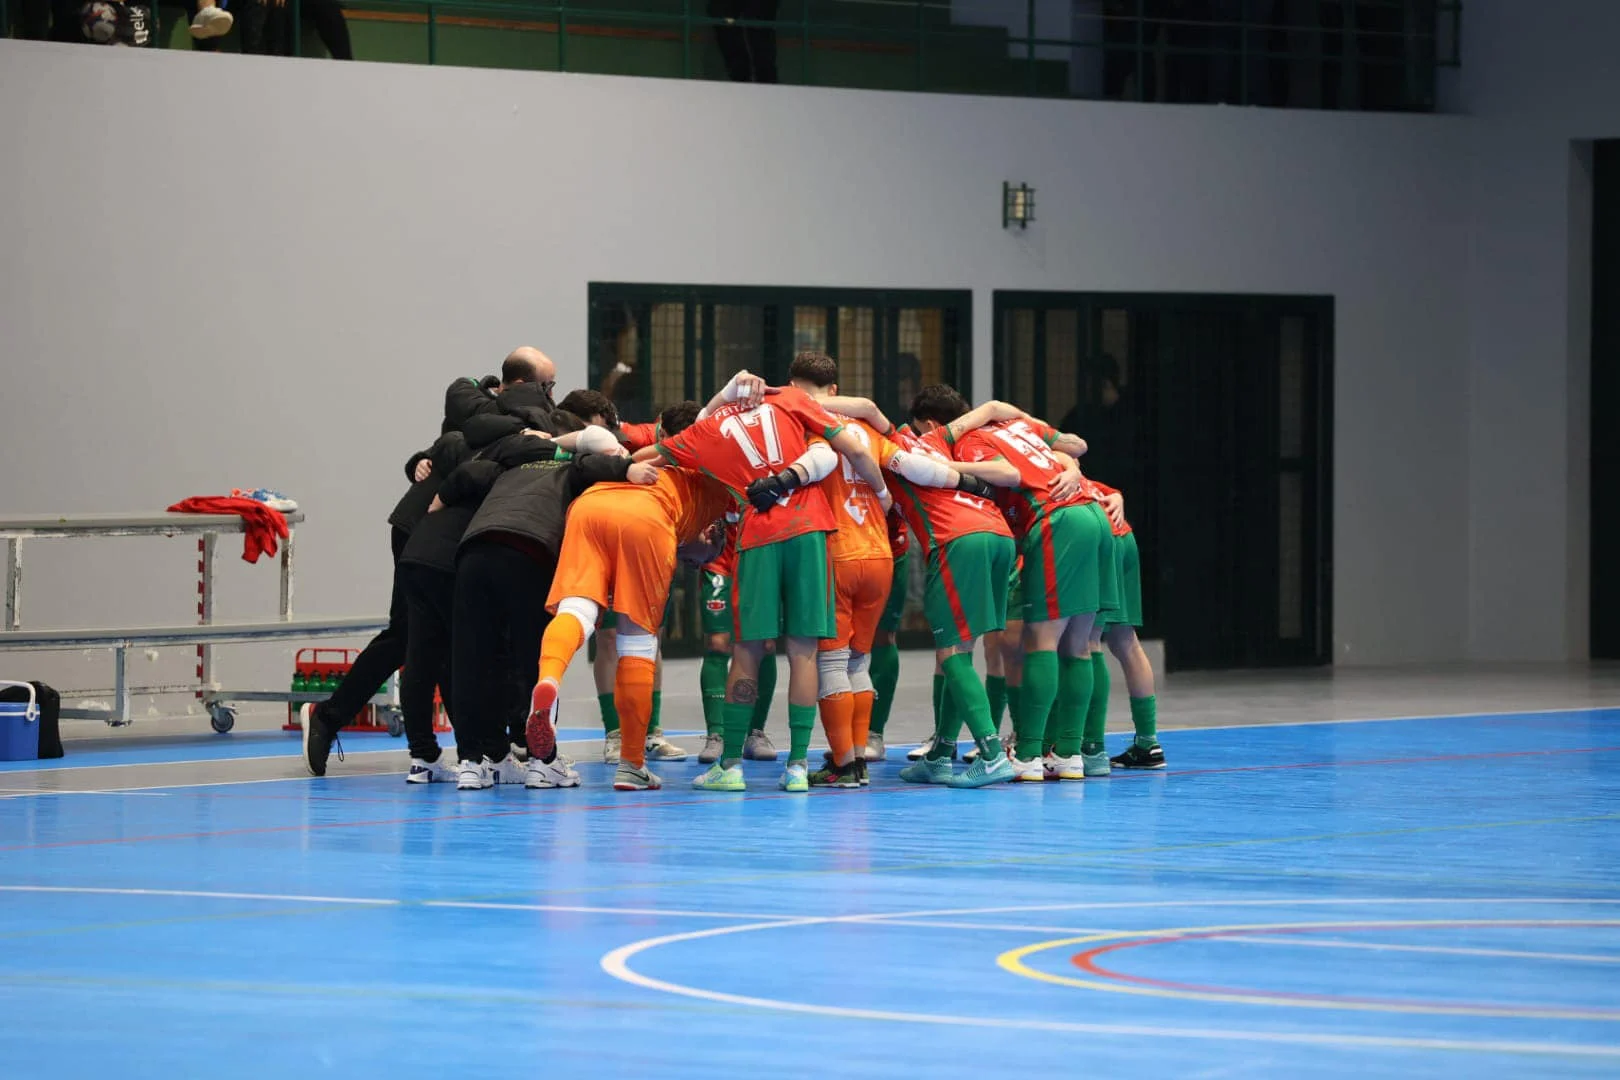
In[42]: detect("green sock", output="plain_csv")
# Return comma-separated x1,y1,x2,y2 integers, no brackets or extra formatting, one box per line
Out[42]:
1131,695,1159,748
943,652,1001,760
869,644,900,734
1082,651,1110,754
721,701,753,764
986,674,1007,733
649,689,662,735
787,703,816,764
700,651,729,735
927,679,960,760
931,672,945,734
1006,681,1022,736
598,691,620,734
751,651,778,730
1016,651,1058,758
1055,653,1095,757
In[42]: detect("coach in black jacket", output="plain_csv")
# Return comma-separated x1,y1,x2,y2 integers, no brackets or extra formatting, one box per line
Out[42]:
447,437,658,789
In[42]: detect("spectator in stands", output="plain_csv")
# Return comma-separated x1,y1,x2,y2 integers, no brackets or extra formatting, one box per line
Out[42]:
261,0,352,59
709,0,778,84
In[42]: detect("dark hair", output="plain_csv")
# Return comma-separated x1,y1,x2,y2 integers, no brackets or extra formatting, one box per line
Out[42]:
909,384,970,426
788,351,838,388
501,355,541,386
549,409,587,435
659,400,702,437
557,389,618,427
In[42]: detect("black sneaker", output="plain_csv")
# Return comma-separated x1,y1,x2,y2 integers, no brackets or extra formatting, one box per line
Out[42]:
856,758,870,787
300,703,344,776
809,752,862,789
1110,742,1165,770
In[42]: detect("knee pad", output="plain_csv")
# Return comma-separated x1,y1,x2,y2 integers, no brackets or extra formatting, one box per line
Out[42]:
847,651,873,695
817,647,853,699
616,630,659,661
556,596,600,642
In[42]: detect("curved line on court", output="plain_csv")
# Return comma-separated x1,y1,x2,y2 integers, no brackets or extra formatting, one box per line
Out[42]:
599,900,1620,1058
1057,920,1620,1020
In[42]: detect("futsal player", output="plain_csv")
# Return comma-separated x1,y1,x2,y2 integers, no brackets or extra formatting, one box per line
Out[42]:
1088,481,1164,769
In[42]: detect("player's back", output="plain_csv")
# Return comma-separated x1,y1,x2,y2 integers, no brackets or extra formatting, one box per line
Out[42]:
822,417,895,563
887,427,1010,556
574,468,731,545
954,418,1086,540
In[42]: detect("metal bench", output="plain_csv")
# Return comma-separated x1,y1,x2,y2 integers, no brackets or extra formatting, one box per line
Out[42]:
0,617,390,732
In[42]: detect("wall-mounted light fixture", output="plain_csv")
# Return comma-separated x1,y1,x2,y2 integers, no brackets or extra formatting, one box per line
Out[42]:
1003,182,1035,229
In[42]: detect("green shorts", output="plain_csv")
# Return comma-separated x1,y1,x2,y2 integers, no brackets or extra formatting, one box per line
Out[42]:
1100,530,1142,628
877,551,910,634
701,569,732,637
924,531,1017,649
734,531,836,643
1022,502,1117,623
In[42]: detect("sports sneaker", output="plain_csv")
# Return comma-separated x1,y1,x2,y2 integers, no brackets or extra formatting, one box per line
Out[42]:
645,732,689,761
613,762,663,791
1051,754,1086,781
1010,755,1047,782
809,753,861,789
698,732,725,764
857,758,870,786
779,762,810,792
898,756,954,784
1043,751,1061,781
863,733,886,762
456,758,493,790
946,752,1016,788
189,5,233,39
525,754,582,789
489,753,530,784
1111,742,1165,770
509,742,530,763
742,729,779,761
907,735,958,762
526,679,559,762
602,731,622,764
406,754,457,784
692,763,746,792
299,702,343,777
1082,750,1112,778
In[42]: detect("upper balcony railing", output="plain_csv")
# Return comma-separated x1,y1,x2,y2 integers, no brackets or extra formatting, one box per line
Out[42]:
5,0,1461,112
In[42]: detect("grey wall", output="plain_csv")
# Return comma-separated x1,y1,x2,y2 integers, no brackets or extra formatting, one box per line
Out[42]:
0,10,1591,704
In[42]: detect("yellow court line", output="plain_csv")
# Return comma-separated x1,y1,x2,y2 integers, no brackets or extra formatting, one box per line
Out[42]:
998,919,1620,1021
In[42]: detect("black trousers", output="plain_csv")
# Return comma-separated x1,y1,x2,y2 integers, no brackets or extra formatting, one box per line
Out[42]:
263,0,353,60
708,0,777,84
321,528,409,724
451,540,555,765
398,562,454,763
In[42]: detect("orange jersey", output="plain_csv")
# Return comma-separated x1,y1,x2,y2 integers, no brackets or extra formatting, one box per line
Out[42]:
953,418,1091,543
886,427,1011,556
1087,479,1133,537
822,418,902,563
569,468,730,546
656,386,844,551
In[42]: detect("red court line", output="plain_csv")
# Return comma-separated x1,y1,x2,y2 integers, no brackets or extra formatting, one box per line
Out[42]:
1069,920,1620,1016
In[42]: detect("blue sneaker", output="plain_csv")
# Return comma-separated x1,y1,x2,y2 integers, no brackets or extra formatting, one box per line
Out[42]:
946,752,1016,788
899,756,954,784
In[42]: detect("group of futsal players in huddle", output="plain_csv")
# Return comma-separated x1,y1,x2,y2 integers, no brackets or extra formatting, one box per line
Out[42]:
299,346,1165,792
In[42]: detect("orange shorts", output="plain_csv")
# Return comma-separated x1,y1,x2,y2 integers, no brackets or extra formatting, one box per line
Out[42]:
821,556,892,655
546,498,677,634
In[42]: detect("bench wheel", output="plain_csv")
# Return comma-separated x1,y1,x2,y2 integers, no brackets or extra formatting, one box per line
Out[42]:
382,708,405,738
209,704,236,734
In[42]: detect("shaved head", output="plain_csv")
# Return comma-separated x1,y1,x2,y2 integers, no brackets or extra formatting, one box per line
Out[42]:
501,346,556,389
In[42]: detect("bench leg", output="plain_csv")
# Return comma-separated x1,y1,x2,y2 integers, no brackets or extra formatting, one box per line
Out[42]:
198,534,215,697
279,526,296,619
4,538,19,631
113,646,131,728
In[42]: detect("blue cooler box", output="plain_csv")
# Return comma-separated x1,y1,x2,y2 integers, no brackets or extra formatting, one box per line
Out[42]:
0,681,40,761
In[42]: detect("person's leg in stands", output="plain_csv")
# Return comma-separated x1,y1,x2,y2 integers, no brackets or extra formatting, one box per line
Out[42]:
17,0,52,38
301,528,409,776
743,0,780,82
305,0,353,59
707,0,752,82
398,563,456,784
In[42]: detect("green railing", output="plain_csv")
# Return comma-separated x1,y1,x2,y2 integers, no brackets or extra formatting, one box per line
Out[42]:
6,0,1461,111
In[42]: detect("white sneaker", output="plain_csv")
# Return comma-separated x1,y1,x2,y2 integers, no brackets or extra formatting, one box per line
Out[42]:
406,755,458,784
525,754,581,789
456,758,493,790
490,753,530,784
962,744,980,763
509,742,530,763
1010,755,1046,783
698,732,725,764
189,5,233,38
863,733,886,762
645,733,689,761
906,734,934,760
742,729,779,761
602,730,622,764
1051,753,1086,781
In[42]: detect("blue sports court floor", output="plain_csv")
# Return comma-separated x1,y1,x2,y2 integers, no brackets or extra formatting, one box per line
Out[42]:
1,691,1617,1077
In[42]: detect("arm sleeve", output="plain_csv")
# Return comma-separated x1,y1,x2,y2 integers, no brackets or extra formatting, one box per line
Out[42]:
566,452,634,500
887,449,957,487
1032,419,1061,445
429,431,472,472
403,449,431,482
461,411,526,450
437,460,503,508
484,432,559,469
656,434,699,469
794,441,840,484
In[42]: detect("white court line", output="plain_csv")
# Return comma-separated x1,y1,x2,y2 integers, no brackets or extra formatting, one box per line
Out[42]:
421,900,801,921
856,918,1123,934
1218,935,1620,966
599,903,1620,1059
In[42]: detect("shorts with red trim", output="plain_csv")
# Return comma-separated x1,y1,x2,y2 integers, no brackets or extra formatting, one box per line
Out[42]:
1021,502,1116,624
923,531,1016,649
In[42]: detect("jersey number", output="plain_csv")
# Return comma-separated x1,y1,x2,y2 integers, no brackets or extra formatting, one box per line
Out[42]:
719,408,785,469
839,424,872,525
993,420,1056,470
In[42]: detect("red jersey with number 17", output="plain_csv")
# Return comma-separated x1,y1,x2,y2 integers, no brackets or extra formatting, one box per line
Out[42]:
656,386,845,551
886,427,1011,557
951,418,1091,542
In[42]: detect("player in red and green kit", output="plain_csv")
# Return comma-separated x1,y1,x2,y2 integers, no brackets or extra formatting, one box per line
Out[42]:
949,408,1111,781
648,371,888,792
1088,480,1163,769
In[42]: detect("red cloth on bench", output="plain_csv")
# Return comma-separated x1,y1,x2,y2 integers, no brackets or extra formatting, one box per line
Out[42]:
166,497,290,564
